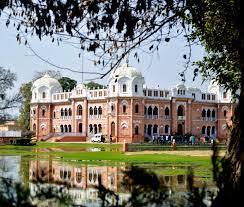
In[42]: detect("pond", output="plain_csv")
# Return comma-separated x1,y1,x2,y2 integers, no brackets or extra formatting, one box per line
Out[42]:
0,153,216,207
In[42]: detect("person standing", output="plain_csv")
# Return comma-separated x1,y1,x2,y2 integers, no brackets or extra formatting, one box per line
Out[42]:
110,134,112,144
172,139,176,150
191,135,195,145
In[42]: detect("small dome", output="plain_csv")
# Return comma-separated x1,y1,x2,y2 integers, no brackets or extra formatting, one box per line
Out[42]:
176,83,186,89
32,74,61,89
109,63,143,80
76,83,86,89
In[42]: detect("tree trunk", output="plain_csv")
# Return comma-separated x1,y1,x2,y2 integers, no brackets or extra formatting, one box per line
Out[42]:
212,2,244,206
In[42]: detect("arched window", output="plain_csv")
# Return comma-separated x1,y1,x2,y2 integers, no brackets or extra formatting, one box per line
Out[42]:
212,110,216,118
153,106,158,117
123,105,127,113
148,106,152,117
94,124,98,134
177,105,184,116
224,110,227,117
135,126,139,135
207,126,211,136
153,125,158,134
98,124,102,133
94,106,98,115
211,126,215,135
53,111,56,118
61,108,64,117
68,125,72,132
165,125,169,134
135,104,139,113
202,126,206,134
77,105,82,115
98,106,102,115
42,92,46,99
33,109,36,115
202,109,206,117
60,125,64,133
89,124,93,133
147,124,152,136
144,106,147,116
207,109,211,118
64,125,68,132
135,85,138,93
123,84,127,92
76,171,82,183
111,104,115,112
68,108,72,116
64,108,68,116
42,109,46,117
165,107,170,116
33,124,36,132
89,107,93,115
111,122,115,136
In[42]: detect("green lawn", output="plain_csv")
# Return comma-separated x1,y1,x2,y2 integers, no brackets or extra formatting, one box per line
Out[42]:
0,142,211,164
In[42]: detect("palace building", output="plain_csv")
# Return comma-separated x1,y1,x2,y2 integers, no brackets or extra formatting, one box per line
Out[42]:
30,63,235,143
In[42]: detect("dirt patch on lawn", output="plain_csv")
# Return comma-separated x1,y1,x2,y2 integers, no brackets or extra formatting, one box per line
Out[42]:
125,150,225,157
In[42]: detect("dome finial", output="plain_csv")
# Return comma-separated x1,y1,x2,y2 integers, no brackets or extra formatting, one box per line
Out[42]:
125,53,129,66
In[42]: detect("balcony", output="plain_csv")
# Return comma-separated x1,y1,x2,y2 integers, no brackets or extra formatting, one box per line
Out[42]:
89,115,102,119
177,116,185,120
164,115,171,120
202,117,217,121
76,115,82,120
61,116,72,120
153,115,159,119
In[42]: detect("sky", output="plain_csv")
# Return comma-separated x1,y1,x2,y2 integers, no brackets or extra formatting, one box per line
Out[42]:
0,14,209,101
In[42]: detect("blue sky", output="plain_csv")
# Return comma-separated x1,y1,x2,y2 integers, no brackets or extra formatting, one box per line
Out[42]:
0,15,208,95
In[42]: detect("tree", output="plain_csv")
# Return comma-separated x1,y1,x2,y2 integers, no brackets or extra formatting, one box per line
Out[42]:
18,82,32,131
0,67,21,121
33,70,61,81
84,81,106,90
58,77,77,92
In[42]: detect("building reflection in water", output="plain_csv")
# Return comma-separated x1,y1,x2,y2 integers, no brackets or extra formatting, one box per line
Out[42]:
29,159,213,206
29,159,127,206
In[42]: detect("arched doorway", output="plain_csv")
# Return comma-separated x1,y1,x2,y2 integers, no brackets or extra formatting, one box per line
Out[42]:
94,124,98,134
33,123,36,132
79,123,83,133
177,124,183,135
147,124,152,136
111,122,115,136
153,125,158,135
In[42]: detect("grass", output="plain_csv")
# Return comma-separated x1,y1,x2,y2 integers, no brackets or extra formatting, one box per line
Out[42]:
0,141,212,165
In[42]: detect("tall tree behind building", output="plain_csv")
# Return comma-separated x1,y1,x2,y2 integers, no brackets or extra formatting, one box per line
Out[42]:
18,82,32,131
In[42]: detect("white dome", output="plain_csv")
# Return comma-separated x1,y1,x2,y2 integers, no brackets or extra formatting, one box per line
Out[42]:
32,74,61,89
176,83,186,89
109,63,143,80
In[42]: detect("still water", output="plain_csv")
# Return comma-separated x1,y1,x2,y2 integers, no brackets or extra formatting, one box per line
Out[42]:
0,155,216,206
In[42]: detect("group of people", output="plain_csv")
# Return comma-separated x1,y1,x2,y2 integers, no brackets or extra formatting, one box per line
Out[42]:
151,134,215,146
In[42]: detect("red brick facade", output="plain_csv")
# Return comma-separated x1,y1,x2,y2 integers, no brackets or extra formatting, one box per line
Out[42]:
30,67,236,143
